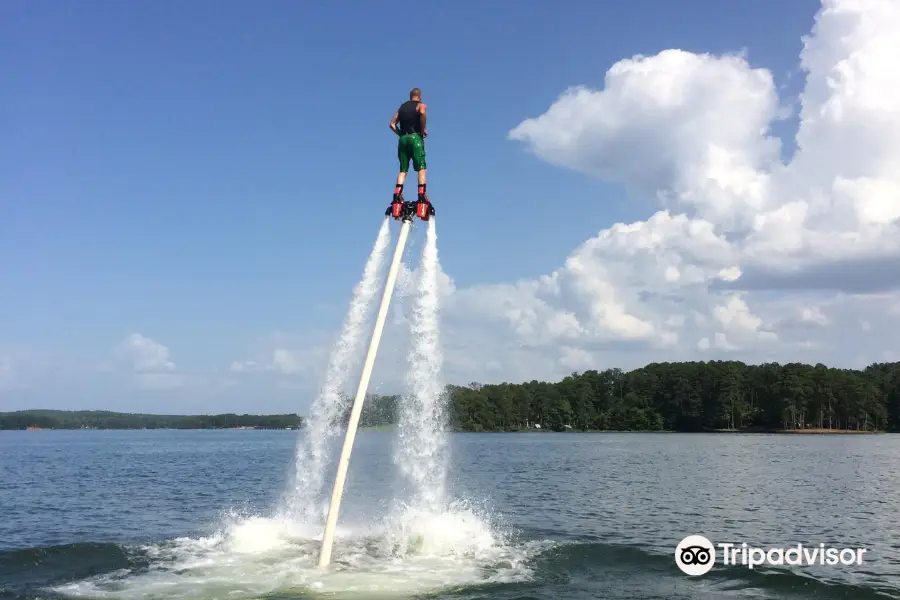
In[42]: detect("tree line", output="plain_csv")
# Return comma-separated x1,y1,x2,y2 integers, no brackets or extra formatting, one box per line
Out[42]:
0,409,304,430
337,360,900,433
445,360,900,432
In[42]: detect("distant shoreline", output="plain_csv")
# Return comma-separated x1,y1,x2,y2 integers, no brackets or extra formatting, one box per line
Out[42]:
2,410,886,435
14,426,300,431
756,428,879,435
457,427,886,434
6,427,884,434
12,425,394,432
0,409,304,431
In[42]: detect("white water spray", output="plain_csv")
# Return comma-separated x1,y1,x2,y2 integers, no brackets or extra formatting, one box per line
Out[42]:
51,216,556,600
394,219,448,513
280,219,391,522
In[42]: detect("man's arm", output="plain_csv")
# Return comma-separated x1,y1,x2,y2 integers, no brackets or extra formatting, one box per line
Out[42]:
389,111,400,135
418,103,427,136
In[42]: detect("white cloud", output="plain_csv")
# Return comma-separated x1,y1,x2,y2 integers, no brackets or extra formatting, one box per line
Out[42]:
229,352,297,374
118,333,174,372
798,306,829,327
270,349,304,374
229,332,331,378
116,333,185,391
509,49,784,228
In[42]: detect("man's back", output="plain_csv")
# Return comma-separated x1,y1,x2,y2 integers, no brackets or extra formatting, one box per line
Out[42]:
389,88,430,212
397,100,423,135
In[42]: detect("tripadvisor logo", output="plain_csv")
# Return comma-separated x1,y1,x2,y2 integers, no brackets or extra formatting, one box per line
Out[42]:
675,535,868,576
675,535,715,576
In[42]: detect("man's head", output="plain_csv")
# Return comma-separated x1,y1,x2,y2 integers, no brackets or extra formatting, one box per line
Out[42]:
409,88,422,101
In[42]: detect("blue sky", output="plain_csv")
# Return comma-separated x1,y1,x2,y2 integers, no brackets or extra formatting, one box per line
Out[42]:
9,0,893,415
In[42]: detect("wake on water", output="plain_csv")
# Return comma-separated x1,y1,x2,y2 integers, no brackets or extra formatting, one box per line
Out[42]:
53,218,551,599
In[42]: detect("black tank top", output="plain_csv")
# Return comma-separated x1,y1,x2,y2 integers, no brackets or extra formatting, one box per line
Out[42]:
397,100,422,135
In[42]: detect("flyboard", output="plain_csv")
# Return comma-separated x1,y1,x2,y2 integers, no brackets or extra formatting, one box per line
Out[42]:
317,196,435,569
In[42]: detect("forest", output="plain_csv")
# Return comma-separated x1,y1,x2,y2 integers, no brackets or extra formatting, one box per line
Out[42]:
342,360,900,433
443,360,900,432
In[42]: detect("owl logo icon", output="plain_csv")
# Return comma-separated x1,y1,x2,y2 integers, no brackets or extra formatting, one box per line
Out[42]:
675,535,715,575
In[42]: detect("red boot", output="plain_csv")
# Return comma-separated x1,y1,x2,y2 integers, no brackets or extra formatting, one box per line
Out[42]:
415,194,434,220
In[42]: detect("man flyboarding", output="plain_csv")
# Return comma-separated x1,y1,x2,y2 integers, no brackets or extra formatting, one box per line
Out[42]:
388,88,432,220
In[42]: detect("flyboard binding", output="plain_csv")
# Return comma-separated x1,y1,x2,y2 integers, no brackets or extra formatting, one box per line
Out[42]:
386,197,434,222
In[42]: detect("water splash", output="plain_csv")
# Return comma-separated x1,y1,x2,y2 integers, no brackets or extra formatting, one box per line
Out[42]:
393,219,448,514
43,217,554,600
51,508,552,600
279,219,391,523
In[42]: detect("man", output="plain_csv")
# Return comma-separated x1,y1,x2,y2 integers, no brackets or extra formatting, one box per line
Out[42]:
389,88,429,206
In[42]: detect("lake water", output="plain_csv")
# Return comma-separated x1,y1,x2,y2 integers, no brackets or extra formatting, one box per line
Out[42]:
1,429,898,599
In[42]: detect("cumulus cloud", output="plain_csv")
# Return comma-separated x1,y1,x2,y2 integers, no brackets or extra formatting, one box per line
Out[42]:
430,0,900,385
229,331,331,378
118,333,174,372
510,1,900,285
116,333,185,391
509,49,784,228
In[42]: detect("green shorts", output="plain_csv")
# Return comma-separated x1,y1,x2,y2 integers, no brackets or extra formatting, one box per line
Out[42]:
398,133,426,173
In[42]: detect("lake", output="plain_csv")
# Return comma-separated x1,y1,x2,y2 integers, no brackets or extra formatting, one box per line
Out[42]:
1,429,897,599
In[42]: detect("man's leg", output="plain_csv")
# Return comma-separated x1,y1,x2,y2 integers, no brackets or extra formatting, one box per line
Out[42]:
394,172,407,200
395,136,410,201
411,134,428,201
